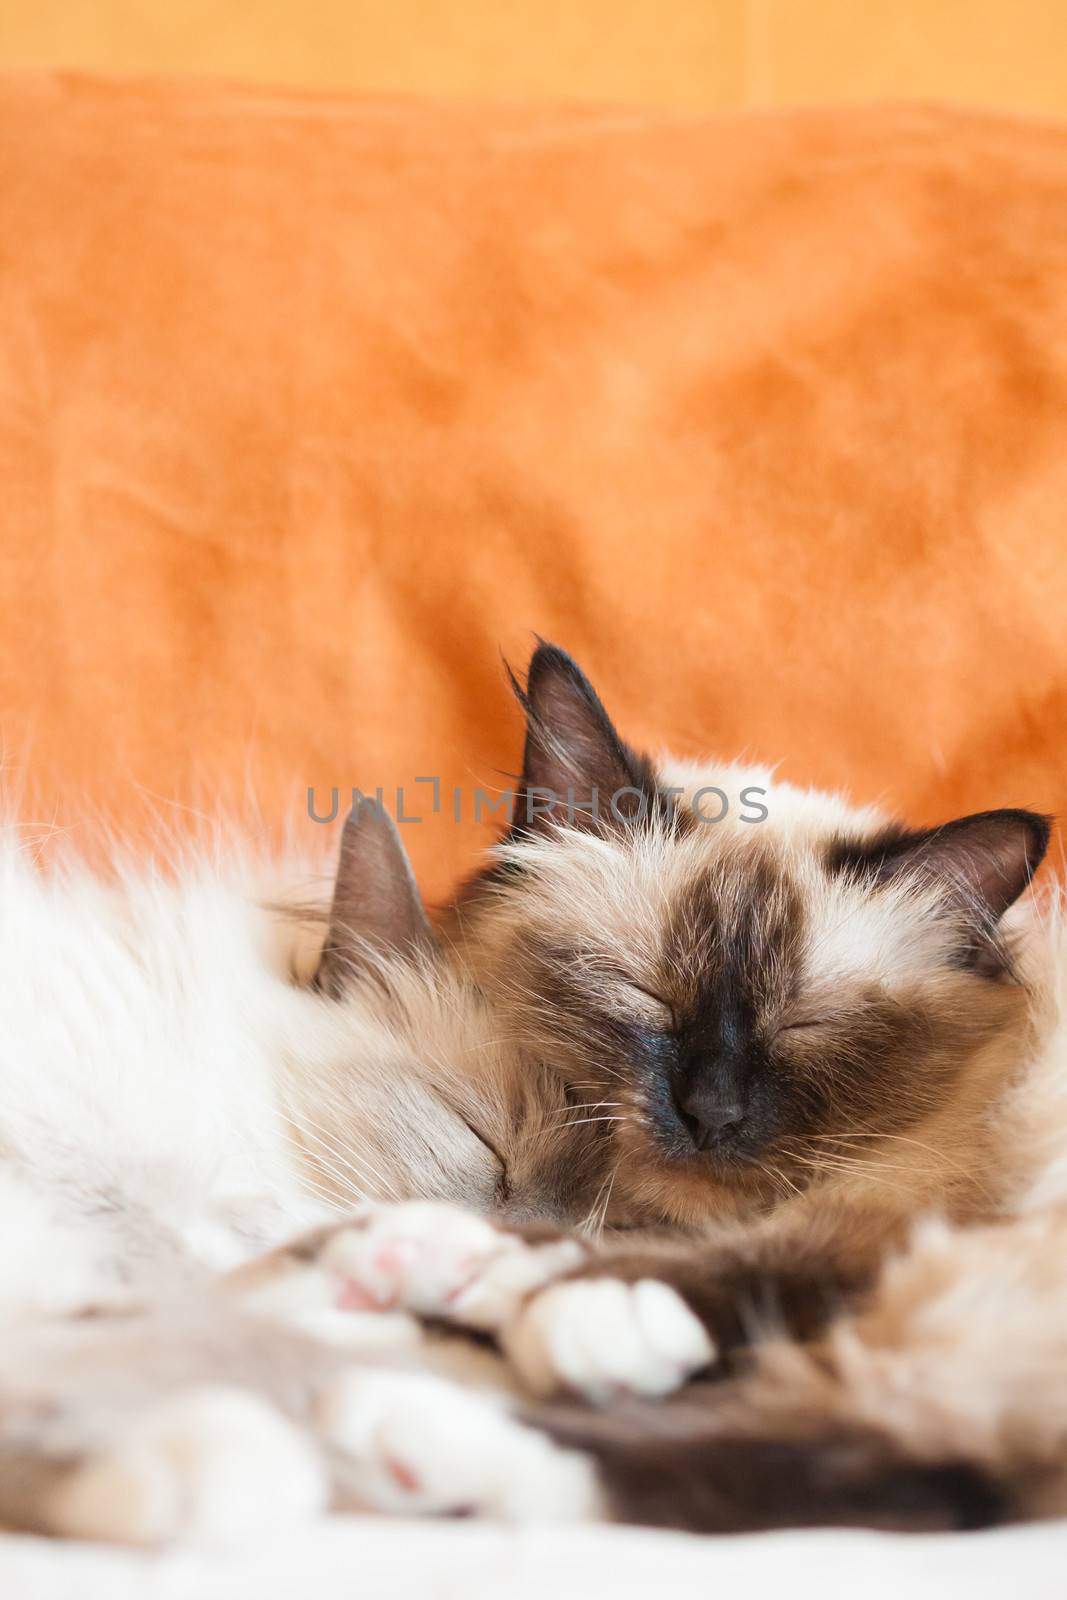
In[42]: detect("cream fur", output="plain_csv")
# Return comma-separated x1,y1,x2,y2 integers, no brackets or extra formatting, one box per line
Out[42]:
437,731,1067,1511
448,757,1032,1232
0,826,518,1321
724,886,1067,1512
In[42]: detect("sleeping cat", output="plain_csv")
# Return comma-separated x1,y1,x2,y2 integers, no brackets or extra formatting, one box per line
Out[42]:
0,790,704,1545
435,642,1052,1371
0,796,600,1323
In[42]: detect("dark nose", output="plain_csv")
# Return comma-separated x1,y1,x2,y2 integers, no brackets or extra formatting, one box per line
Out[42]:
675,1086,745,1150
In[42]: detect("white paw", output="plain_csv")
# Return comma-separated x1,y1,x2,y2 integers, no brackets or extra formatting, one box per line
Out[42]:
503,1278,715,1404
319,1370,602,1521
270,1202,585,1331
45,1387,326,1547
320,1202,517,1316
447,1236,588,1330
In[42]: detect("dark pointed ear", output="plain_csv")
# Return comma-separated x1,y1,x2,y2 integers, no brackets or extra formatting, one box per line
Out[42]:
509,643,658,833
830,808,1051,926
315,797,435,999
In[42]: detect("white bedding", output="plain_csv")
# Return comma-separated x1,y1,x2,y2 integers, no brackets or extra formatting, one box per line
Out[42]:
3,1516,1064,1600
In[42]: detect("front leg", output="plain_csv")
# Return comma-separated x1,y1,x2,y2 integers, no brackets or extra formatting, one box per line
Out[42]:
504,1225,876,1400
229,1203,876,1405
228,1202,716,1403
227,1201,587,1325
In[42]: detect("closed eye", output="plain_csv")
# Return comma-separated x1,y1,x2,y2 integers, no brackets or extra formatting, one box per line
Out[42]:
615,980,675,1030
779,1016,836,1032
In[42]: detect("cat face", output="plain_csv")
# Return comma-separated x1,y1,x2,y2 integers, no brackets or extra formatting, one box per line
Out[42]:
449,646,1049,1223
310,796,610,1225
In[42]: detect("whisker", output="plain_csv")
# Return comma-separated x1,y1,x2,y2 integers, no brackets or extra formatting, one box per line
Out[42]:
546,1121,624,1132
579,1163,619,1239
807,1130,989,1188
760,1161,804,1200
780,1151,916,1197
272,1105,389,1205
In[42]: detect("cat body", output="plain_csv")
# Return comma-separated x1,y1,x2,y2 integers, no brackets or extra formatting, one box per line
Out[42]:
0,798,611,1541
442,646,1050,1359
395,641,1067,1531
0,808,594,1322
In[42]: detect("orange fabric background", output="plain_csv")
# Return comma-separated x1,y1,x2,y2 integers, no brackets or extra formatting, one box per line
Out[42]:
2,73,1066,899
4,2,1067,119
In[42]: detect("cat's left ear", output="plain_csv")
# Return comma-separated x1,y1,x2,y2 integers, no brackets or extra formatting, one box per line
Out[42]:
508,642,659,834
831,808,1051,926
315,796,435,999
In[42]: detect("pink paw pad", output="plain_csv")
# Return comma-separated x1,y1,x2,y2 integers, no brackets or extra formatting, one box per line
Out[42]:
385,1456,422,1494
336,1279,383,1311
372,1240,420,1277
442,1256,489,1304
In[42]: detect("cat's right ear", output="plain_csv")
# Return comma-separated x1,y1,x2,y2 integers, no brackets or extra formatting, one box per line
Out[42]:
509,642,658,834
315,797,435,999
827,808,1051,973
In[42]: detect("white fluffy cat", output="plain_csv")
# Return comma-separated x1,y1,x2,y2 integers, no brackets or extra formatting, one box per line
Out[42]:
0,798,517,1322
0,783,715,1546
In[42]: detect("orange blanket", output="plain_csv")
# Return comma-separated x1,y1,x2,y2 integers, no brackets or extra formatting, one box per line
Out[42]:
2,73,1066,898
